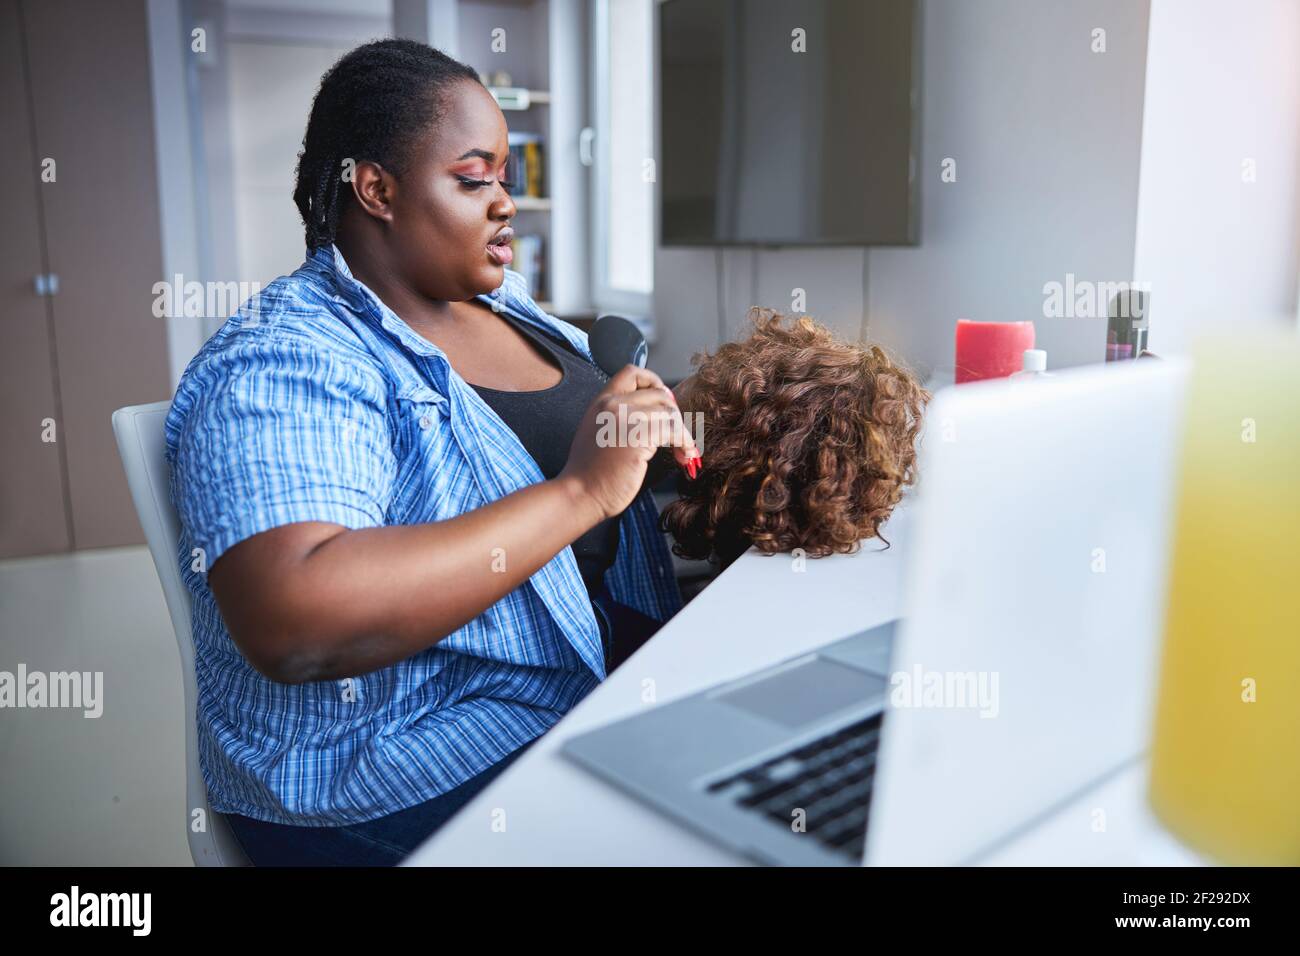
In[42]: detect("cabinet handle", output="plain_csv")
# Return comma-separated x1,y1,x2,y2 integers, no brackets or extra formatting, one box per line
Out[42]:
34,273,59,296
579,127,595,168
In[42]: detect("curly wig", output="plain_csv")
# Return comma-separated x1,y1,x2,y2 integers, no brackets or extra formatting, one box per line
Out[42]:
661,309,929,566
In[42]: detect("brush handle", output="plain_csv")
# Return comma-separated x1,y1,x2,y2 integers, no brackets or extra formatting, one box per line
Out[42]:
589,314,648,376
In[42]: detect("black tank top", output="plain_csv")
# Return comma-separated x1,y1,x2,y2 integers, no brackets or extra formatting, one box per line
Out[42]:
469,312,621,594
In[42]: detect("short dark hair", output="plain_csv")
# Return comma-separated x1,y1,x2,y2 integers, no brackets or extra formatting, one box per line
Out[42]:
293,39,481,251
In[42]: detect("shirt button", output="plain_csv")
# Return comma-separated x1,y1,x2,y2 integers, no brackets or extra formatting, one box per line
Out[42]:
419,414,433,430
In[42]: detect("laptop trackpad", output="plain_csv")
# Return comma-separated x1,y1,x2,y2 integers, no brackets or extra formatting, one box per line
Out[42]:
714,658,885,729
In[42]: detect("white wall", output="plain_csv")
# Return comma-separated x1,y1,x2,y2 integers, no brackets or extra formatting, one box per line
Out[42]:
652,0,1153,381
227,41,359,289
147,0,205,389
224,4,390,290
1132,0,1300,354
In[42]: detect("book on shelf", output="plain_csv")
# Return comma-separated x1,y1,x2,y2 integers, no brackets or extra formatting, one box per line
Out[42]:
510,233,546,302
506,131,545,199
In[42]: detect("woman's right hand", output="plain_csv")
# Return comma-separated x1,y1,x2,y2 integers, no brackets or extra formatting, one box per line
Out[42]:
560,364,700,521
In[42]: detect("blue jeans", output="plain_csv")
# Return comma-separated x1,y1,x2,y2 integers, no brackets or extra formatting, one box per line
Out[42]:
590,582,665,672
222,738,536,866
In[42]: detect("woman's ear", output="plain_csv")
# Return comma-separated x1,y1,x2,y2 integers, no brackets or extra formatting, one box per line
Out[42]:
348,160,395,224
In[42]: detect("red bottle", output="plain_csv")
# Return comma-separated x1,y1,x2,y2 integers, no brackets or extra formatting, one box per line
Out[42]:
954,320,1037,384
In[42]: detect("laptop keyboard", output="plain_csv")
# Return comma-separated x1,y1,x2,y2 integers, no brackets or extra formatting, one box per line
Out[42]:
705,713,882,861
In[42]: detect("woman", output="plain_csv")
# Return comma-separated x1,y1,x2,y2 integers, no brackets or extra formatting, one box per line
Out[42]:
165,40,698,866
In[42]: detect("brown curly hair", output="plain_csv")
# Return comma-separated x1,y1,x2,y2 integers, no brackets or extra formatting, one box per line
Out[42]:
661,309,929,566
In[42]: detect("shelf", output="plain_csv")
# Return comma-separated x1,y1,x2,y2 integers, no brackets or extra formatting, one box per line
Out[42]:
511,196,552,212
467,0,585,326
489,86,550,110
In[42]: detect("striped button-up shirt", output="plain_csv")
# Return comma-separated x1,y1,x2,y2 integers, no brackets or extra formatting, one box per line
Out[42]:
165,244,682,826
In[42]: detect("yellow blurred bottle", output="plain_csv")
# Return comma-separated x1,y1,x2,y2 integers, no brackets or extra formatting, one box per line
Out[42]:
1148,334,1300,865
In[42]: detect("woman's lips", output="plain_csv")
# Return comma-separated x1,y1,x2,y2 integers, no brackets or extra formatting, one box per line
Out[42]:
487,228,514,266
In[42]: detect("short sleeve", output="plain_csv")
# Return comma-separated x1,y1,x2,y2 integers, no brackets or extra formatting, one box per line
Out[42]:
169,334,397,567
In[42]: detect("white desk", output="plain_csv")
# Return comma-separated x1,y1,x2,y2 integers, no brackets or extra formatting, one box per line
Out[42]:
979,760,1206,866
405,503,1203,866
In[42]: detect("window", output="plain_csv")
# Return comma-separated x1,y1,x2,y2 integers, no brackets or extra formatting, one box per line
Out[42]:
591,0,655,317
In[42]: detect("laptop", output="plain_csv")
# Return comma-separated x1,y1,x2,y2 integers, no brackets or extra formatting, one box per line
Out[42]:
563,359,1189,865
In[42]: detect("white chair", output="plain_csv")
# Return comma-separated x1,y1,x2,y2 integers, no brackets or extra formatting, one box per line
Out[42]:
112,401,250,866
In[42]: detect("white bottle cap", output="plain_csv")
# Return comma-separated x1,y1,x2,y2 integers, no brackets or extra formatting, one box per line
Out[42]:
1022,349,1047,372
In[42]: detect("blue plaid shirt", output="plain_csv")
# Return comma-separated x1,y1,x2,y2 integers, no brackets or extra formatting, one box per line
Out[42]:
165,245,682,826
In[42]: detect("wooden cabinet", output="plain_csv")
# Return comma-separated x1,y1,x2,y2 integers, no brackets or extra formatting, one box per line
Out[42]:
0,0,70,557
0,0,170,558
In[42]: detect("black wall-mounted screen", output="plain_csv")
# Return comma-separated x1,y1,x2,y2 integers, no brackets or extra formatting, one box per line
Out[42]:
659,0,919,247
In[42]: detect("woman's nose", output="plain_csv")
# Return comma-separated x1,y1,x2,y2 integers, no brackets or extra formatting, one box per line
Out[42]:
491,189,516,220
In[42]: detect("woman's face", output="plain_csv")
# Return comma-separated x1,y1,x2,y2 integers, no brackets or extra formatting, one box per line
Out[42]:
384,79,518,302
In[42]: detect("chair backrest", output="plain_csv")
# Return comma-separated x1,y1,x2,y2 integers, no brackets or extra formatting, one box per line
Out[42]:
112,401,249,866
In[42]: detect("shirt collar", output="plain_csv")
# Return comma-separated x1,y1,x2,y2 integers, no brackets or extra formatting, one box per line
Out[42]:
306,243,593,371
309,243,535,362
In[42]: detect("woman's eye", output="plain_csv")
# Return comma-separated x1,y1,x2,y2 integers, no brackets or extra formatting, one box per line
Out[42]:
455,174,515,193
